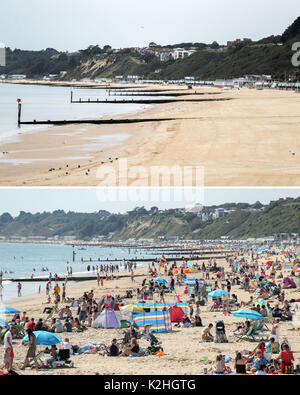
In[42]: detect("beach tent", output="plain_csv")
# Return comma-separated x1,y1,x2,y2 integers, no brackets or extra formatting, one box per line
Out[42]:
92,308,122,329
99,295,115,309
168,306,184,323
129,310,172,333
134,302,189,314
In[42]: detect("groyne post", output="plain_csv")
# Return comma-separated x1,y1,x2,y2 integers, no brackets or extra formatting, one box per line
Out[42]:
17,98,22,127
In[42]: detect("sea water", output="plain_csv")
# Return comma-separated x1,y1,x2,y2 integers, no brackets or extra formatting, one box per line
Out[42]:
0,242,159,302
0,83,154,144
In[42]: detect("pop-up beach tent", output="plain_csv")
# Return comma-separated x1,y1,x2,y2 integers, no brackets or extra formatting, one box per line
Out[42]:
129,310,172,333
168,305,185,323
134,302,189,314
92,308,122,329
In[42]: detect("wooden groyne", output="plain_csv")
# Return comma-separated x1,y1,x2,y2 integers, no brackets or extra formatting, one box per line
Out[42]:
8,273,146,283
18,117,177,127
106,92,222,97
106,88,192,93
80,255,227,263
70,97,231,105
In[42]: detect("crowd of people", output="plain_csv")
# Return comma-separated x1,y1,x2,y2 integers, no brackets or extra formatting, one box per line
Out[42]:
1,244,300,375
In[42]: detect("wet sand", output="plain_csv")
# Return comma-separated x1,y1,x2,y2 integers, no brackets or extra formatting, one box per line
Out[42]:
0,87,300,186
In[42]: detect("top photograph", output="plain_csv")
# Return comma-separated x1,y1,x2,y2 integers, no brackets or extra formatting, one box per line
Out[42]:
0,0,300,187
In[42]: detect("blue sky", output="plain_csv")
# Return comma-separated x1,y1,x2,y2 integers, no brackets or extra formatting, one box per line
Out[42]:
0,0,299,51
0,188,299,216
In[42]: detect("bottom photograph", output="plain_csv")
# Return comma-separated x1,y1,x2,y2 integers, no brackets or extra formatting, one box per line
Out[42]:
0,187,300,378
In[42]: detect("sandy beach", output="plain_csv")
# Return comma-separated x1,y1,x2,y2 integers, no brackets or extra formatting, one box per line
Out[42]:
1,87,300,187
2,248,300,376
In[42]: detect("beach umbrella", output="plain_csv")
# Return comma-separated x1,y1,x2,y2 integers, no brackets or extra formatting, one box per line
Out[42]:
22,331,62,346
120,304,144,314
233,309,264,321
0,307,20,315
153,277,168,284
255,299,266,308
0,318,9,328
183,278,196,285
207,289,229,298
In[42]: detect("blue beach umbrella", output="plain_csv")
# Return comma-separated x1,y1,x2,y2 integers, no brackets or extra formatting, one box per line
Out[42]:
207,290,229,298
0,318,9,328
22,331,62,346
183,278,196,285
153,277,168,284
0,307,20,315
233,309,264,321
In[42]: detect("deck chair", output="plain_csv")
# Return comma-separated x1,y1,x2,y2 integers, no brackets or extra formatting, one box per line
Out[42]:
14,322,25,339
233,325,258,342
29,351,45,367
45,309,55,323
262,318,271,331
52,349,74,369
0,328,8,344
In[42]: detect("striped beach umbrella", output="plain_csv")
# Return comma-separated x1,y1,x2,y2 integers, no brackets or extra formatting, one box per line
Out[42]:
120,304,144,314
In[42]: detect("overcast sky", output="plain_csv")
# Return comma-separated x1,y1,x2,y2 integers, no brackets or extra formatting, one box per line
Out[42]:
0,1,299,51
0,188,299,216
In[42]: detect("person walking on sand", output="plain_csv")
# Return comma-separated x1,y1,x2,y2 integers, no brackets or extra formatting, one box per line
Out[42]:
131,270,135,282
22,329,38,371
17,282,22,297
62,283,66,303
2,325,16,371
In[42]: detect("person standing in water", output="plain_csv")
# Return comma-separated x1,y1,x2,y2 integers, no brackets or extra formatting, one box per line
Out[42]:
17,282,22,297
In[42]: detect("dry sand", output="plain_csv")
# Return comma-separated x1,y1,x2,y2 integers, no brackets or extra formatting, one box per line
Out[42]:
2,250,300,376
1,87,300,186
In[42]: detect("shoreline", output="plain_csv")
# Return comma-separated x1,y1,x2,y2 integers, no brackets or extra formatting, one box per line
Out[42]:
0,86,300,186
2,247,300,376
1,265,149,304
